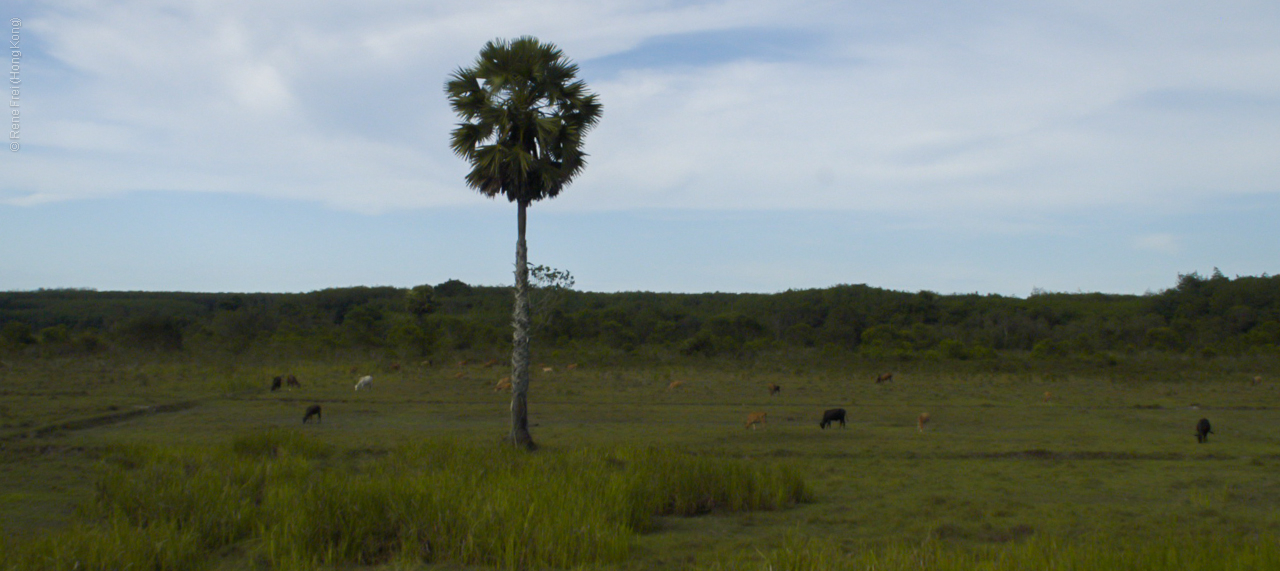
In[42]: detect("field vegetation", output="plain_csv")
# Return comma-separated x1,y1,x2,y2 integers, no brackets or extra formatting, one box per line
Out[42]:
2,273,1280,569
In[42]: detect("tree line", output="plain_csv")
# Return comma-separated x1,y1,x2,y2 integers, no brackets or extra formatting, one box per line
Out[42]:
2,271,1279,361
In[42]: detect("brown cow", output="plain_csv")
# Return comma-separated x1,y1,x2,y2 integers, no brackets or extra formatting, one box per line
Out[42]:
483,359,499,368
768,383,781,396
918,412,931,433
286,374,301,388
390,363,401,372
302,404,322,424
457,359,470,367
876,372,894,384
745,412,768,429
567,363,580,370
1253,375,1264,386
494,377,512,392
668,380,685,391
1043,390,1052,403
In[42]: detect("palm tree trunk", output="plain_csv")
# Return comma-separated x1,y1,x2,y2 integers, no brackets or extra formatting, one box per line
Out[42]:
510,199,537,450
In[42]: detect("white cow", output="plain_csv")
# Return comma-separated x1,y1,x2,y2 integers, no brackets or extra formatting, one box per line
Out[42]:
354,375,373,391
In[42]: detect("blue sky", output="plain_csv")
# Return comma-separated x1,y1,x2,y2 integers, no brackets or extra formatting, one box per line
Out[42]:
3,0,1279,295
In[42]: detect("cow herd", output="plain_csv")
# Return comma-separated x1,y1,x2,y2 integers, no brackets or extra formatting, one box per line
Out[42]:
738,371,1225,444
744,372,928,434
269,366,1235,443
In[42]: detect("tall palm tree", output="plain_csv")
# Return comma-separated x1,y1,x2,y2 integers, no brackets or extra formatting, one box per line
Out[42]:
445,37,602,450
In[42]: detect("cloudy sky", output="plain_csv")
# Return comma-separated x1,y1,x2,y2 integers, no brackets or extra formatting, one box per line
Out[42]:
3,0,1279,295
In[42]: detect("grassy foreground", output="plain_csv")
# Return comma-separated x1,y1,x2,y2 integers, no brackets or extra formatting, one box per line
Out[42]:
2,352,1280,569
2,431,808,570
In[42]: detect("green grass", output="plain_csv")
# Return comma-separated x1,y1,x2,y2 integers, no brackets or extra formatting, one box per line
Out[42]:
711,531,1280,570
2,352,1279,569
2,431,808,570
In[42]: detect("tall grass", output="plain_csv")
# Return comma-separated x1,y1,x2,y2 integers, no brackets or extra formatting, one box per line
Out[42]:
715,531,1280,571
3,430,810,570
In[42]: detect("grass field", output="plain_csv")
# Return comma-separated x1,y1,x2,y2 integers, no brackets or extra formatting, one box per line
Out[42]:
2,352,1279,569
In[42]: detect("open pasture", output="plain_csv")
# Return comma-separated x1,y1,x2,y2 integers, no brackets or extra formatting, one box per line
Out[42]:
3,354,1280,569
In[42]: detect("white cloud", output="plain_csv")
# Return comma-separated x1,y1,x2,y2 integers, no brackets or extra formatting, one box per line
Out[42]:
7,0,1280,221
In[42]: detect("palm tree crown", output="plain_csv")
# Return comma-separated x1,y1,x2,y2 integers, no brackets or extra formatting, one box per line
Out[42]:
446,36,603,204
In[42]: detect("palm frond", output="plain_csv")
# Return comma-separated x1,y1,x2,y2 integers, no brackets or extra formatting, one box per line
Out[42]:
445,36,603,204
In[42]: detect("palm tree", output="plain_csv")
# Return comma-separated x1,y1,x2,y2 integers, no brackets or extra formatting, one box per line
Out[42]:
445,37,602,450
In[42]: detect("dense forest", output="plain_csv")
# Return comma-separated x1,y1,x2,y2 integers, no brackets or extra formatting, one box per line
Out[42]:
2,270,1279,362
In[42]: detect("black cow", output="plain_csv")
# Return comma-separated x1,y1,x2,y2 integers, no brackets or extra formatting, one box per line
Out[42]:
271,376,283,391
820,408,847,429
303,404,322,424
1196,418,1213,443
285,374,301,388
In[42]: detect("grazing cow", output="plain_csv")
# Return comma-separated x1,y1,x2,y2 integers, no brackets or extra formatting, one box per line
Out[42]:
1196,418,1213,443
271,376,282,392
918,412,931,433
745,411,768,429
768,383,781,396
668,380,685,391
494,377,512,392
453,371,466,379
303,404,322,424
1253,375,1264,386
542,367,554,373
286,374,301,388
567,363,579,370
483,359,499,368
1043,391,1052,403
390,363,401,372
457,359,470,367
354,376,373,391
819,408,846,429
876,372,894,384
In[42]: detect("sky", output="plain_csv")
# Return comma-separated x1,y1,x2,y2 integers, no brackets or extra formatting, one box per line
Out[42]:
2,0,1279,296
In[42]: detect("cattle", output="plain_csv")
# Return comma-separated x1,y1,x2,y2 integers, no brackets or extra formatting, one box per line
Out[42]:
457,359,470,367
668,380,685,391
745,412,768,429
542,367,554,373
768,383,781,396
1196,418,1213,443
271,376,282,392
819,408,846,429
918,412,931,433
390,363,401,372
354,376,373,391
483,359,499,368
286,374,301,388
453,371,466,379
494,377,512,392
1043,391,1052,403
1253,375,1264,386
876,372,894,384
567,363,579,370
303,404,322,424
